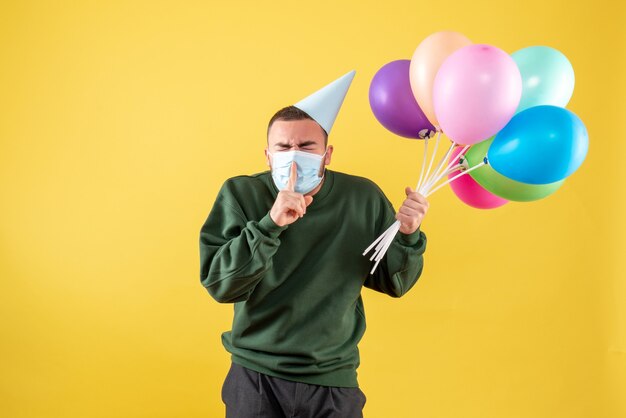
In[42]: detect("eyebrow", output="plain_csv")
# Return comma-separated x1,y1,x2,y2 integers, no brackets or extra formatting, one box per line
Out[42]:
274,140,318,148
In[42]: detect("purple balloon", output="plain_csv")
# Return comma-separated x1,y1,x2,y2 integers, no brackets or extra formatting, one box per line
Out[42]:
369,59,436,139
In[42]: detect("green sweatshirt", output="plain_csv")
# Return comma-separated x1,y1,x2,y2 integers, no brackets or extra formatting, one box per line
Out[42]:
199,169,427,387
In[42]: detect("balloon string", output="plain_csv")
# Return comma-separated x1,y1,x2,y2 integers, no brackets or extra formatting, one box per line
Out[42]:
364,219,401,273
362,227,387,256
370,232,395,273
415,136,430,191
363,220,399,257
422,165,464,194
419,141,456,194
425,161,486,198
365,133,468,273
368,161,463,263
369,222,401,274
420,141,465,194
432,141,457,180
419,131,441,192
422,144,469,194
422,158,464,194
371,225,393,257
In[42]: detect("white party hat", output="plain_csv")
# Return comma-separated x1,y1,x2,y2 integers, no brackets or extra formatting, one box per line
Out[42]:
293,70,356,134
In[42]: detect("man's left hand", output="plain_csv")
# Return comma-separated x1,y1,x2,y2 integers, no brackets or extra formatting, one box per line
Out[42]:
396,187,429,235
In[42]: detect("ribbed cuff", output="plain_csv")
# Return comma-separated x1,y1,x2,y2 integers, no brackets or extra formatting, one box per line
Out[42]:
399,227,422,246
257,212,288,238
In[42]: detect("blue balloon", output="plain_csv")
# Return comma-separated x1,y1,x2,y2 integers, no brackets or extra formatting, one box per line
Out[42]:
488,105,588,184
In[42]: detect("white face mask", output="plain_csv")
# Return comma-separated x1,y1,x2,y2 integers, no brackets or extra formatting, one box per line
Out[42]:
268,149,327,194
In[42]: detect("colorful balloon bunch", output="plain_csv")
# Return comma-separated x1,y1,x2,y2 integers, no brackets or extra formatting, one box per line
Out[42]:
364,31,589,273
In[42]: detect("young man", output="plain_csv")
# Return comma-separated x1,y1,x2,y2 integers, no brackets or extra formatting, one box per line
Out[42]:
199,71,429,417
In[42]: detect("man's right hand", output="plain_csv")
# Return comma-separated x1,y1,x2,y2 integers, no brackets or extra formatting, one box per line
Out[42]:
270,162,313,227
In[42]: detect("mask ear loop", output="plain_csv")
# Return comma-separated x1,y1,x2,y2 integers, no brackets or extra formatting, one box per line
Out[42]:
317,148,329,178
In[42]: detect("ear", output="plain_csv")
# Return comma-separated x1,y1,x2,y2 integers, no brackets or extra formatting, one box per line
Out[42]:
324,145,334,166
264,148,271,168
318,145,333,177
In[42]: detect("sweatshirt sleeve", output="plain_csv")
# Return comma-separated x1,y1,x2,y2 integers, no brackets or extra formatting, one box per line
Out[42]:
199,182,287,303
363,197,427,297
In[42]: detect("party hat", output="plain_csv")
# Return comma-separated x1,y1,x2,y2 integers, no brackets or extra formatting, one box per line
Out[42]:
294,70,356,134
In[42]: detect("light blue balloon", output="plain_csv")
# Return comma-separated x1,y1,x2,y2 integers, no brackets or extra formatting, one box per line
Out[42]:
512,46,575,112
488,105,588,184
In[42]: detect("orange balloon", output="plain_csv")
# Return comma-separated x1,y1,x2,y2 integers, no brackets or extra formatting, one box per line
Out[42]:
409,31,472,128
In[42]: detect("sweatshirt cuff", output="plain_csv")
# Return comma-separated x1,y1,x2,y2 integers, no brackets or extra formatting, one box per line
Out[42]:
399,226,422,246
257,212,288,238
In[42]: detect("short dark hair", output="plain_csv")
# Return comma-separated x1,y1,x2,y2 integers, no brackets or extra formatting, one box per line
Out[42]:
267,105,328,145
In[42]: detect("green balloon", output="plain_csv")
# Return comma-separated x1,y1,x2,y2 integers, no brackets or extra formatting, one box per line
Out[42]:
465,137,565,202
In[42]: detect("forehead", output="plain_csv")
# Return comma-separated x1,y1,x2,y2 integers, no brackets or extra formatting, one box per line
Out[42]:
268,119,326,147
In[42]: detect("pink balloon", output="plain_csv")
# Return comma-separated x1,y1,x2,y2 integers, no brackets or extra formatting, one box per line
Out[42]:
433,44,522,145
448,147,508,209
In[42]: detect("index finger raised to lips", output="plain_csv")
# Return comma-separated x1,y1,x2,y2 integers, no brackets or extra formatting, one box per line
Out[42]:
285,161,297,192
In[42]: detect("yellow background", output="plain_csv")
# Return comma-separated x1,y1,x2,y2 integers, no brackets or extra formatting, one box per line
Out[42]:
1,1,624,417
